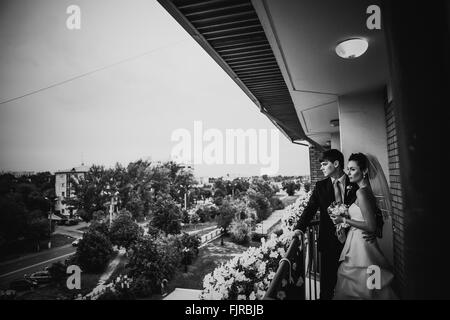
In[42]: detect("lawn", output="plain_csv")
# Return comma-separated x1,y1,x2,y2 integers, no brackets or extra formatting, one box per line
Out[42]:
181,221,217,233
189,227,219,239
281,195,299,207
163,236,261,296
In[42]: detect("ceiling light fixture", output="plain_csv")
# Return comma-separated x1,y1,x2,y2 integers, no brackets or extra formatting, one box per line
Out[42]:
330,119,339,127
335,38,368,59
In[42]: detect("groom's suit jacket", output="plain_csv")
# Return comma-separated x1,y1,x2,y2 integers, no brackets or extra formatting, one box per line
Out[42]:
295,176,358,251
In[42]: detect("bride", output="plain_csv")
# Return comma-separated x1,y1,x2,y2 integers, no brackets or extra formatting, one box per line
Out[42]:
331,153,398,300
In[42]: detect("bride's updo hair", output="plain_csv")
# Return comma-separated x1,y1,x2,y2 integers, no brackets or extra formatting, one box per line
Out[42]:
348,153,369,173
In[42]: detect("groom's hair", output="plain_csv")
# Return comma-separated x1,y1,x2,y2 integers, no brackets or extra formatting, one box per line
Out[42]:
320,149,344,169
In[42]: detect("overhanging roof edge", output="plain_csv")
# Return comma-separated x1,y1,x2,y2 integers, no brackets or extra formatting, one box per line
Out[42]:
158,0,262,109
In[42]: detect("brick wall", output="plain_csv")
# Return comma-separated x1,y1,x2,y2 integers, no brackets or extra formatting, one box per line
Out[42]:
308,145,324,186
385,101,405,297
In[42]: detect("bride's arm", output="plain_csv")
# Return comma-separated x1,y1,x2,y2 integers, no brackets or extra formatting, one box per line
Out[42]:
344,189,377,233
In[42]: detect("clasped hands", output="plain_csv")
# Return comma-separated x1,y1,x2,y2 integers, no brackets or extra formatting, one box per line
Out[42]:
330,213,377,243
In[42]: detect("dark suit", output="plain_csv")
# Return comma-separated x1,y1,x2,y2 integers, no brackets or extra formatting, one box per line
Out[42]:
295,175,357,300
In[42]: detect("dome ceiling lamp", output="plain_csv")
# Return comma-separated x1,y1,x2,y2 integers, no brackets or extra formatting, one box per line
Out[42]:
335,38,369,59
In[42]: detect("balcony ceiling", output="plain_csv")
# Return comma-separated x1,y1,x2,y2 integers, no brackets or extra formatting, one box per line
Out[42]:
157,0,388,147
253,0,388,146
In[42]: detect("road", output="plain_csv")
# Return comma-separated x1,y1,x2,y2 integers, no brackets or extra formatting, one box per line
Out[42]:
0,244,76,290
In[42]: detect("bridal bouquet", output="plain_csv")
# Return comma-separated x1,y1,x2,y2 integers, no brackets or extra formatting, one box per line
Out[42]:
327,202,350,243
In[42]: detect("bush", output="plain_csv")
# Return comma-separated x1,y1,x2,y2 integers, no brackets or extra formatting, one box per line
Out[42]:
282,181,300,196
189,212,200,224
303,181,311,193
146,224,163,238
213,196,224,206
229,219,253,244
196,207,210,223
97,276,135,300
92,210,105,221
48,261,67,284
130,276,153,298
76,230,114,273
206,206,219,220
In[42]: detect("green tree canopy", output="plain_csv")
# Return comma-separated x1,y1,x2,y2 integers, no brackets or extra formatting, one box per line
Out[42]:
109,214,143,250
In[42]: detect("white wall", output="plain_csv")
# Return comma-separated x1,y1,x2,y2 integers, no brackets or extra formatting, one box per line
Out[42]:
338,88,394,265
331,132,341,150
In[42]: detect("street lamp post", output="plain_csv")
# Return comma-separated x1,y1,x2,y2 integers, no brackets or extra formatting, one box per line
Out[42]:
109,191,119,229
45,196,56,249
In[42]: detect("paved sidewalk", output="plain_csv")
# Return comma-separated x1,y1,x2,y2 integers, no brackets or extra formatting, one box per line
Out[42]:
253,209,285,236
96,248,126,286
79,248,127,299
163,288,202,300
53,221,89,238
0,243,73,267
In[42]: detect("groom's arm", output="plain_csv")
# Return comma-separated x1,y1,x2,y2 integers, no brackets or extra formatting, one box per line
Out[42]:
294,183,320,232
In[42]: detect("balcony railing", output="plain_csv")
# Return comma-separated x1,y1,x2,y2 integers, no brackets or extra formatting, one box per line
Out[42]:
264,220,320,300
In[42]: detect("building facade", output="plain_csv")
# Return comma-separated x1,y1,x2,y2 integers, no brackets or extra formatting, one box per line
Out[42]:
54,165,89,218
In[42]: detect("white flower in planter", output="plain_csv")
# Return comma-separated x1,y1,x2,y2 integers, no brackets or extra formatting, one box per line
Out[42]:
269,250,279,258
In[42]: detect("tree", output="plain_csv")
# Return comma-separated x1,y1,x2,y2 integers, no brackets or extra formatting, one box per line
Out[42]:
109,214,143,250
0,195,27,247
66,165,114,221
88,220,110,237
24,210,49,252
127,235,181,294
76,230,113,273
282,180,300,196
179,232,201,260
92,210,106,222
229,219,253,244
77,208,91,222
181,209,190,224
149,195,182,235
48,261,67,285
216,200,237,233
246,189,272,222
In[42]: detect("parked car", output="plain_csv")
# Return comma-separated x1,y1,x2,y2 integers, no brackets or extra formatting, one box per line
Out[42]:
0,289,16,300
72,238,82,246
24,271,52,284
9,279,37,291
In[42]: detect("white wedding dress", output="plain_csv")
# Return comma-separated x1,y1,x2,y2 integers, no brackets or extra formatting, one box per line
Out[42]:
333,203,398,300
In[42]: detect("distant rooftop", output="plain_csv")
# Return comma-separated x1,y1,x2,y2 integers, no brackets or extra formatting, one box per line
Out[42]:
55,164,90,174
0,171,35,177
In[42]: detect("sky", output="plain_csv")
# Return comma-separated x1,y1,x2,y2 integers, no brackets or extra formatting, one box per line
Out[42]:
0,0,310,178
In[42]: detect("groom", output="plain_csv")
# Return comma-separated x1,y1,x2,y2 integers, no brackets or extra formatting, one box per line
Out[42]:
294,149,358,300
